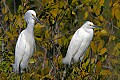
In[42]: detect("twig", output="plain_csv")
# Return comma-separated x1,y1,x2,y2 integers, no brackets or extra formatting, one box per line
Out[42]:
2,0,11,13
13,0,16,14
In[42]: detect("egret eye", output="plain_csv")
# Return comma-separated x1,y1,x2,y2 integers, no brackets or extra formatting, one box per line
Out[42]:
89,24,93,26
32,14,35,18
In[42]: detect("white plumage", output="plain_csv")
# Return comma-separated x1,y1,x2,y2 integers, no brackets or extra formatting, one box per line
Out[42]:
13,10,42,73
62,21,101,65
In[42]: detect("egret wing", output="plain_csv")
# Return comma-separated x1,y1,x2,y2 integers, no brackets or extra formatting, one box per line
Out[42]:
62,28,83,64
13,30,27,72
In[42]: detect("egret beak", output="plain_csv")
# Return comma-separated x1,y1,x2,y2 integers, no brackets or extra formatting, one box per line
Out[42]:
32,14,43,25
93,25,102,28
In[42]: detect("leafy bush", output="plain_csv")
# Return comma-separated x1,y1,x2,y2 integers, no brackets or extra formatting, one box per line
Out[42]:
0,0,120,79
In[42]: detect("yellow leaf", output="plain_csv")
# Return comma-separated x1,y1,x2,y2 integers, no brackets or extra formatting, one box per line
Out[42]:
59,1,65,8
41,67,50,76
50,9,58,18
91,0,97,3
35,37,43,42
97,40,104,52
111,7,115,18
115,9,120,20
90,41,97,53
100,70,112,76
35,23,44,28
109,0,113,7
0,72,7,80
91,58,95,63
58,55,63,64
45,30,50,39
5,31,13,39
99,0,104,6
2,7,7,14
99,15,104,21
45,75,53,79
117,20,120,27
85,58,90,66
84,11,89,20
58,38,62,46
99,48,107,55
113,1,120,7
72,11,76,15
96,8,100,16
4,15,8,21
16,15,22,28
9,13,13,21
96,61,102,74
100,29,108,36
29,58,36,64
48,0,54,4
116,43,120,48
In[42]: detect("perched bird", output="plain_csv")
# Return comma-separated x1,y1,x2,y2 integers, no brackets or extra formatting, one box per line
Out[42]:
62,21,101,65
13,10,42,73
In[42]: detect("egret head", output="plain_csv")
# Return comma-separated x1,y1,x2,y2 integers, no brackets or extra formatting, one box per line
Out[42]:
83,21,101,29
24,10,42,24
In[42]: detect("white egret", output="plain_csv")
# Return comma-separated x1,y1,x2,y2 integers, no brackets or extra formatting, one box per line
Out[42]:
13,10,42,73
62,21,101,65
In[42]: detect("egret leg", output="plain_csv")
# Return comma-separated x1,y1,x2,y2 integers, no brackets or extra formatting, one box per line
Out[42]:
19,59,22,80
19,66,22,80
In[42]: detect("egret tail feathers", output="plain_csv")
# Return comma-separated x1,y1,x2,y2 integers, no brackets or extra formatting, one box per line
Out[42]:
62,56,71,65
12,64,19,73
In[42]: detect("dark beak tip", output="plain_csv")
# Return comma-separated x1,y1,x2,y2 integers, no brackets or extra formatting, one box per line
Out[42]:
98,26,102,28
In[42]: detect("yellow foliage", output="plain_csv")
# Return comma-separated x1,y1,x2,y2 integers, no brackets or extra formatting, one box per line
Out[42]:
99,0,104,6
29,58,36,64
41,67,50,76
5,31,13,39
81,69,89,78
91,58,95,63
84,11,89,20
50,9,58,18
90,41,97,53
100,70,112,76
117,20,120,27
109,0,113,7
96,61,102,74
115,9,120,20
100,29,108,36
4,15,8,21
2,7,7,14
99,48,107,55
99,15,104,22
35,23,44,28
45,30,50,39
97,40,104,52
16,15,22,28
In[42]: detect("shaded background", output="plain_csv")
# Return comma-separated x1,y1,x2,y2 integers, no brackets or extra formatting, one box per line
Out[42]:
0,0,120,79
